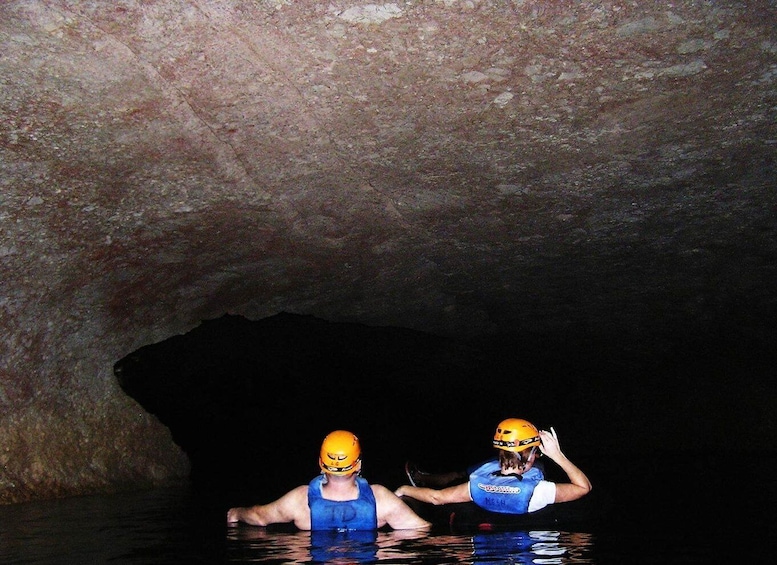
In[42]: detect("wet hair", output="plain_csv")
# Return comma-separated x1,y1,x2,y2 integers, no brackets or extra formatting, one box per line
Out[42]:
498,447,535,471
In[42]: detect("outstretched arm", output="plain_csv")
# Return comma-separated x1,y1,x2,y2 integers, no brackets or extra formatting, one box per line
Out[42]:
394,481,471,506
226,485,310,528
539,427,592,503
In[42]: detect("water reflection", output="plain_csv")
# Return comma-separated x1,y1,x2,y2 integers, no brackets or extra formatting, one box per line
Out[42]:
310,530,379,563
472,530,594,564
225,526,596,564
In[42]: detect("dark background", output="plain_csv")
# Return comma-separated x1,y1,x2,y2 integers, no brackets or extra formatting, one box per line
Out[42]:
114,312,777,538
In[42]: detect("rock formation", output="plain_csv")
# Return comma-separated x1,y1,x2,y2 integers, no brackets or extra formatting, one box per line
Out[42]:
2,1,775,503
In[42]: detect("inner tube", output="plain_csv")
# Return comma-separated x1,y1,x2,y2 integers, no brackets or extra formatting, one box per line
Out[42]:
401,493,606,532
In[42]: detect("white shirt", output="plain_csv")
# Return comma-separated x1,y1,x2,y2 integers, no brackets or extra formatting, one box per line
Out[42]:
528,480,556,512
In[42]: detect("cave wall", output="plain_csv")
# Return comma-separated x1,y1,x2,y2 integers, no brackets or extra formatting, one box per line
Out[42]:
2,1,776,503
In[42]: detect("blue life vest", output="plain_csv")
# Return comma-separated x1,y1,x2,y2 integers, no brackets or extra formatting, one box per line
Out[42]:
469,460,545,514
308,475,378,531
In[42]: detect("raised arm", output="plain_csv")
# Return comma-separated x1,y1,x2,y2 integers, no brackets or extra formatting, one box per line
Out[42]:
539,427,592,503
394,481,471,506
226,485,310,529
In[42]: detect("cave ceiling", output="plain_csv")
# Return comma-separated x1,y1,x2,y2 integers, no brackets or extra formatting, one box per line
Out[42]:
2,0,776,364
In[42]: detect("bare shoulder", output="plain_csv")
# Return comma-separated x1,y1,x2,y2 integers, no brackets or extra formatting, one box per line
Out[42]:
270,484,311,523
286,484,309,501
370,483,431,529
370,483,405,505
270,484,309,508
369,483,394,498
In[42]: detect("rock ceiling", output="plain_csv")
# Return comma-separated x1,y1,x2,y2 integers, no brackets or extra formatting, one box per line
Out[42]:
1,1,776,502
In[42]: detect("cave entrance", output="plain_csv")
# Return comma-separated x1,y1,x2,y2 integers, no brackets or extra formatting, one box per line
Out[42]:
113,312,493,496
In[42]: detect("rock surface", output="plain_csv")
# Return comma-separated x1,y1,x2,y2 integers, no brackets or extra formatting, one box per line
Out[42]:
1,1,776,503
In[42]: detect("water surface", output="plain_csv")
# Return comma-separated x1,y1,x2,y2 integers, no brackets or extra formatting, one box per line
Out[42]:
2,453,775,563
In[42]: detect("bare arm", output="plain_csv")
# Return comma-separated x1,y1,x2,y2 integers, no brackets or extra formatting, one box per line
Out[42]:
539,427,592,503
226,485,311,529
371,484,431,530
394,481,471,506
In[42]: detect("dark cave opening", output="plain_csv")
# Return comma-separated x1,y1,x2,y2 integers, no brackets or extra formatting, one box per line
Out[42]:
113,312,776,519
114,313,497,496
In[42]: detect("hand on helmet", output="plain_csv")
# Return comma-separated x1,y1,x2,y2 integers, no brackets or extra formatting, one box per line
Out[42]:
538,427,563,460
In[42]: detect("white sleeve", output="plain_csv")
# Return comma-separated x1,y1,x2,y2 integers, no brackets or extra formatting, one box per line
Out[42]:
528,480,556,513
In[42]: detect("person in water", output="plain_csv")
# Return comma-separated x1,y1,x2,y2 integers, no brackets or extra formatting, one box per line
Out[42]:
394,418,592,514
226,430,431,531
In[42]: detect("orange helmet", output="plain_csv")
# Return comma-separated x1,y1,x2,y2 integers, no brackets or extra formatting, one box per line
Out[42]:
493,418,540,452
319,430,361,475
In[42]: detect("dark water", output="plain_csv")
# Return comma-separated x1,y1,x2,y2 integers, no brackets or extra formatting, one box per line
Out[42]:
2,453,776,564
